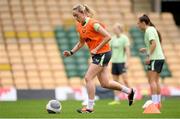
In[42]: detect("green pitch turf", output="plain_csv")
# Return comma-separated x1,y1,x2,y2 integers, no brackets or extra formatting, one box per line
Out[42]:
0,98,180,118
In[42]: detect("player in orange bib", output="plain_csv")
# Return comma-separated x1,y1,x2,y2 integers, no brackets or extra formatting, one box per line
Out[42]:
63,4,135,113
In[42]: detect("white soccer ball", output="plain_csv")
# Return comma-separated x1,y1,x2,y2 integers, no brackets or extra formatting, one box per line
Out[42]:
46,100,62,114
142,100,153,109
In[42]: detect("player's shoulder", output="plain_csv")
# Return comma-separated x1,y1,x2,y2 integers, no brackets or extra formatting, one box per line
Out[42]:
146,26,156,32
121,34,128,37
111,35,117,41
89,18,104,26
121,34,129,40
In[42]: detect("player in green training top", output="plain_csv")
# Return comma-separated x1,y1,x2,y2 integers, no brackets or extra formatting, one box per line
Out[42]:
108,23,131,105
138,14,165,110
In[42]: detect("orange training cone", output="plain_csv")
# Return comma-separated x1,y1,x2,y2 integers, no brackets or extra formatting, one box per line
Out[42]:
143,104,161,114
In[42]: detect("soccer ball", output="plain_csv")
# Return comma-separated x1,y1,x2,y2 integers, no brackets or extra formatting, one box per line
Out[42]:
142,100,153,109
46,100,62,114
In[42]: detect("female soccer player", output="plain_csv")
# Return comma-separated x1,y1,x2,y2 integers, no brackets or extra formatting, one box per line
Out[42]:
63,4,135,113
108,23,130,105
137,14,165,110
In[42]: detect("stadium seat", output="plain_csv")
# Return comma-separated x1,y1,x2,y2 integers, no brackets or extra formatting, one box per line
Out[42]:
0,70,13,87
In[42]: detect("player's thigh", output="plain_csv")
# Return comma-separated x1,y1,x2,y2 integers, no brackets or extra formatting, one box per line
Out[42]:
147,71,158,83
97,66,109,84
85,63,103,80
155,73,160,84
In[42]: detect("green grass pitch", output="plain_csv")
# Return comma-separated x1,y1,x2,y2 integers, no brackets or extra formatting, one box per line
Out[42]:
0,98,180,118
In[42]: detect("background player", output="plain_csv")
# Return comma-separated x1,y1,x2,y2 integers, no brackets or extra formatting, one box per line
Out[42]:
138,14,165,110
108,23,131,105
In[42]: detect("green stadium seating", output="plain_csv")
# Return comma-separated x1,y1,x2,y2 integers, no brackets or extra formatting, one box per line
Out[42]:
55,26,90,79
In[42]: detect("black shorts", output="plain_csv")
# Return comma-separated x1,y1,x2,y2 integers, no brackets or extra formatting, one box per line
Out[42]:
112,63,127,75
92,51,112,66
146,60,164,73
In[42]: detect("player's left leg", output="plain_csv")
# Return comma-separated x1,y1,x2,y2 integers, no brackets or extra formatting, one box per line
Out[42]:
108,72,129,105
148,71,162,110
148,71,158,103
97,66,135,106
155,73,162,109
153,60,164,109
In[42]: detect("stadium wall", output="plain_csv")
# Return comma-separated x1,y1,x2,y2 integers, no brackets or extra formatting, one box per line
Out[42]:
1,86,180,101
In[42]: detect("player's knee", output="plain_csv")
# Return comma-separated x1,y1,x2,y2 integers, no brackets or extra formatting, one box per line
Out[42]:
150,81,157,88
84,76,91,83
101,84,107,88
100,82,109,88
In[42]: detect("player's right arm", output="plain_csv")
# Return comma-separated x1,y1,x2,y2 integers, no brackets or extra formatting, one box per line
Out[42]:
63,37,85,57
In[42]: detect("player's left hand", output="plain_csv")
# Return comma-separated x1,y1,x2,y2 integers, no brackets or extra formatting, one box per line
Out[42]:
91,49,97,55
